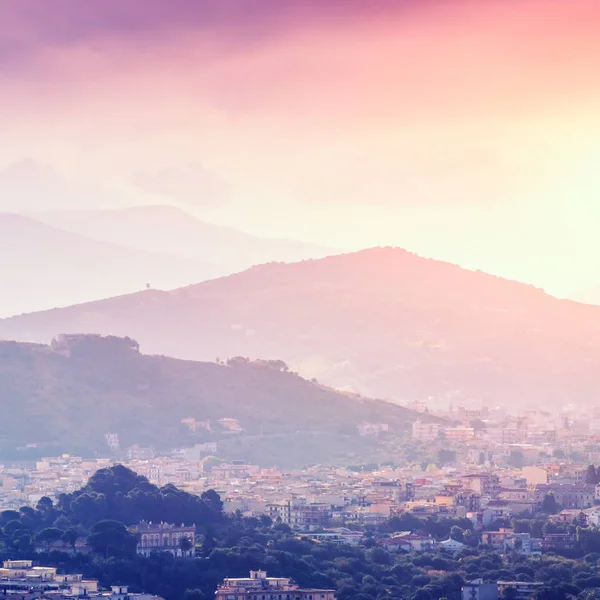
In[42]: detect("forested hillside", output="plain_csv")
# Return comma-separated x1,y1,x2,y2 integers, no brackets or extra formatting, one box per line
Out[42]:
0,335,424,465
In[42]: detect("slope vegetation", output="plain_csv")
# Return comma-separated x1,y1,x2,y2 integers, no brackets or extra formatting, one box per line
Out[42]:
0,334,422,465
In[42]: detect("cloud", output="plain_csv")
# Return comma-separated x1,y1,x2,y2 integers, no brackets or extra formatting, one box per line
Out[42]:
0,159,74,211
0,159,114,212
131,163,229,206
0,0,411,72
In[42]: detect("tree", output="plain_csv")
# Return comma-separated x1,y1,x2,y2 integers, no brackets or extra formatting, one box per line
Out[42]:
201,489,223,512
0,510,20,525
437,449,456,466
586,465,599,485
508,451,525,469
13,533,34,554
87,520,136,558
450,526,465,542
36,527,64,552
179,535,193,555
503,587,518,600
201,526,217,555
61,528,78,549
542,493,559,514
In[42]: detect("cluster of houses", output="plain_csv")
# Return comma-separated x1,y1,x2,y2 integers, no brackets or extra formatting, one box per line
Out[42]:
0,560,161,600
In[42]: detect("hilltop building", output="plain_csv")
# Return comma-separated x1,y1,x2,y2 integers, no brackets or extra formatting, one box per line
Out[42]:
215,570,335,600
131,521,196,557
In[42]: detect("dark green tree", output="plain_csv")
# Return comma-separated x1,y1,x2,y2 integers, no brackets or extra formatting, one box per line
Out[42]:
201,489,223,512
87,520,136,558
36,527,64,552
179,535,193,555
61,528,79,549
586,465,599,485
542,493,559,514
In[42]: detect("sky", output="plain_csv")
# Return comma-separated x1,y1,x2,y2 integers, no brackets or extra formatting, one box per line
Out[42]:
1,0,600,297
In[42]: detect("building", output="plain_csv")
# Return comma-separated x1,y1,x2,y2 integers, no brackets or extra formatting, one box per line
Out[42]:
211,462,259,480
357,422,389,436
306,528,363,546
217,418,243,433
267,500,332,531
378,533,437,553
541,533,577,551
131,521,196,557
481,530,541,555
214,570,335,600
444,427,475,442
534,483,595,508
412,421,441,441
481,528,515,550
496,582,545,600
485,427,521,444
0,560,161,600
462,579,499,600
439,538,467,551
508,534,542,556
522,466,549,486
461,474,500,498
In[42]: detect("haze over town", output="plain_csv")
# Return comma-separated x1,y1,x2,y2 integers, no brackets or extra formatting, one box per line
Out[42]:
3,3,600,600
2,0,600,297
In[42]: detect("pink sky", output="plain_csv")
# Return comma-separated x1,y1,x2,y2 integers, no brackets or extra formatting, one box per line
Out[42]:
1,0,600,296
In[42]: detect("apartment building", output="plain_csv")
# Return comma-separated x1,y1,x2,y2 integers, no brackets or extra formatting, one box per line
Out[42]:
461,474,500,498
267,500,332,531
462,579,499,600
411,421,441,441
533,483,595,508
215,570,335,600
497,582,545,600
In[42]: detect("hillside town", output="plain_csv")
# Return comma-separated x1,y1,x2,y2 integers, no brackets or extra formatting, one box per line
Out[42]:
3,404,600,557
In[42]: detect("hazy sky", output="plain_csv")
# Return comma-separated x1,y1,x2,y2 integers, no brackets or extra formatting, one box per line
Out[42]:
2,0,600,296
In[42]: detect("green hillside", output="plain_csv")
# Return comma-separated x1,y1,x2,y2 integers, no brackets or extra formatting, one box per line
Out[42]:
0,334,426,466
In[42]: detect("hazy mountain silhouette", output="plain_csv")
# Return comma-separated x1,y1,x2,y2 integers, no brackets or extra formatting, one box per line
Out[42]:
0,213,222,316
33,205,337,267
2,247,600,407
0,334,425,466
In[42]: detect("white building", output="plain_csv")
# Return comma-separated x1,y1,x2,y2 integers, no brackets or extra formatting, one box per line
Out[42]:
412,421,441,441
462,579,499,600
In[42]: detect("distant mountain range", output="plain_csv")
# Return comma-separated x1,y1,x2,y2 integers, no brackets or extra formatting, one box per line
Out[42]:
2,247,600,408
0,206,335,316
32,205,335,267
0,334,424,466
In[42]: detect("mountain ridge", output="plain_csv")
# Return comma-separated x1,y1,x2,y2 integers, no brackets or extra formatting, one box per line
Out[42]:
0,213,222,317
32,205,338,267
2,246,600,407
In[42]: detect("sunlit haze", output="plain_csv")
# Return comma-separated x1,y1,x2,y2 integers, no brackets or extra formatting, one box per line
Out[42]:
2,0,600,297
6,3,600,590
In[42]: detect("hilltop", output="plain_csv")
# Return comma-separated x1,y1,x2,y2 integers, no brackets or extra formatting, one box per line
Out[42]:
0,334,424,466
1,207,336,317
2,247,600,407
0,213,221,317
